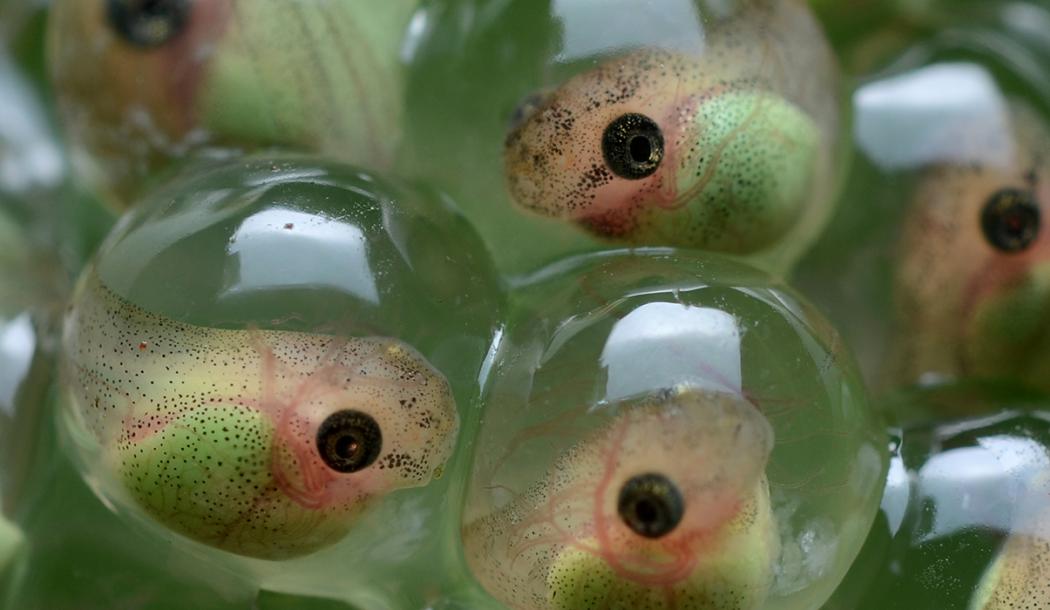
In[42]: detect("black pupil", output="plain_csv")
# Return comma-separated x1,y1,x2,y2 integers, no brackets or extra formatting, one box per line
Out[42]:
617,473,684,539
334,434,360,460
106,0,191,48
980,187,1041,253
629,136,653,164
316,410,382,473
602,113,665,180
634,498,658,524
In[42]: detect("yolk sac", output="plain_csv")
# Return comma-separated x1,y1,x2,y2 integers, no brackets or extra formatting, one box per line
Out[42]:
62,275,458,559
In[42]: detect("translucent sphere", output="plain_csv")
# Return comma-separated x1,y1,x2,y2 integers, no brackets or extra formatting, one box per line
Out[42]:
825,389,1050,609
795,23,1050,399
49,0,417,207
462,250,886,610
58,156,503,606
889,100,1050,393
403,0,844,276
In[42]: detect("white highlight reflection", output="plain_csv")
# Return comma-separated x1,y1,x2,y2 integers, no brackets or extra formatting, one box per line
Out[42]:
918,435,1049,541
0,313,35,415
601,302,741,403
854,63,1015,171
553,0,705,62
0,54,63,195
224,208,378,303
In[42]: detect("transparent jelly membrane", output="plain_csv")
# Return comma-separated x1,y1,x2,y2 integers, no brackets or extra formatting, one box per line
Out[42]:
48,0,417,206
63,272,458,560
462,250,887,610
972,470,1050,608
796,45,1050,399
823,402,1050,610
403,0,843,276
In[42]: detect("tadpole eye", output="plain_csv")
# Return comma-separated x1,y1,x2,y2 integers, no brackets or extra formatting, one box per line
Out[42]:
316,410,382,473
601,113,665,180
106,0,191,48
617,473,684,539
980,187,1041,253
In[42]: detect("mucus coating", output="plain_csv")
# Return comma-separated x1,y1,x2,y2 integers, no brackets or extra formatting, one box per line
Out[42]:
61,275,458,559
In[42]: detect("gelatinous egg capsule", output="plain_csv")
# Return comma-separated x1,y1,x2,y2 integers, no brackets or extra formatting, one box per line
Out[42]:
463,387,777,610
62,275,458,560
891,103,1050,391
971,472,1050,609
49,0,412,205
504,46,827,257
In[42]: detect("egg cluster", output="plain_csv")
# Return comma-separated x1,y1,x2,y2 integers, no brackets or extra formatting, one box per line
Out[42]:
0,1,1048,609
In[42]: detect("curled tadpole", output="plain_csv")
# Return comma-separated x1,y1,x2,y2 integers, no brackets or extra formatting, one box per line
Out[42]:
62,276,459,559
891,103,1050,394
503,49,823,255
49,0,410,205
463,387,777,610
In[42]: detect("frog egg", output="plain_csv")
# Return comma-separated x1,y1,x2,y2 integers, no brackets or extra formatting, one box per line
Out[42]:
789,10,1050,394
462,250,886,610
403,0,843,276
888,99,1050,396
823,392,1050,609
48,0,417,208
795,46,1050,399
58,155,502,574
